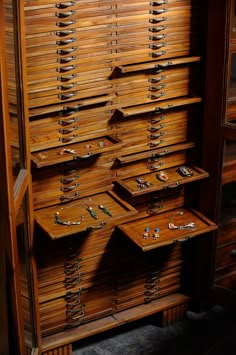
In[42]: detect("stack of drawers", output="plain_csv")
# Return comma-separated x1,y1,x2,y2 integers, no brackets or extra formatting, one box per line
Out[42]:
5,0,217,344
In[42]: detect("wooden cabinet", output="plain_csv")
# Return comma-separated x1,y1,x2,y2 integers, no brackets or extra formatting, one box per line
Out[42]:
2,0,229,354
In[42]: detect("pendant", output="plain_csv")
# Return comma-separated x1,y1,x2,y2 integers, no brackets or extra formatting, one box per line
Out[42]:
156,171,168,182
98,205,112,217
87,206,97,219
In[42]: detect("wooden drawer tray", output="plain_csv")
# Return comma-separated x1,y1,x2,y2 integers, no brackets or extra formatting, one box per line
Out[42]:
117,208,217,251
115,165,209,197
31,135,123,167
34,191,137,239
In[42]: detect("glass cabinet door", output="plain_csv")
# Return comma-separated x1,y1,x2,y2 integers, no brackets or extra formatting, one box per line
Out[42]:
215,140,236,291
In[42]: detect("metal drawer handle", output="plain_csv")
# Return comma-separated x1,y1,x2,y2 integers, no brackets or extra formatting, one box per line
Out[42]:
147,139,164,147
149,25,166,32
155,104,174,112
57,65,76,72
148,75,166,83
148,115,165,123
149,84,166,91
155,61,172,70
59,92,78,100
149,17,167,24
149,42,166,49
61,183,80,192
230,250,236,257
58,56,76,64
147,205,163,214
150,50,167,58
56,11,76,18
150,0,168,5
60,175,80,184
149,34,166,40
57,20,76,27
60,192,80,201
148,131,164,139
58,74,77,82
56,2,75,9
87,222,106,231
59,117,79,126
148,124,164,131
59,126,78,134
148,162,164,170
58,83,77,90
150,8,168,14
59,135,78,142
163,182,180,189
57,47,77,55
152,149,168,157
148,92,165,100
57,38,76,45
56,29,76,36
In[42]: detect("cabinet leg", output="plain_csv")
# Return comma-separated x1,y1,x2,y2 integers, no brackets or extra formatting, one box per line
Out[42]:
42,344,72,355
162,301,188,326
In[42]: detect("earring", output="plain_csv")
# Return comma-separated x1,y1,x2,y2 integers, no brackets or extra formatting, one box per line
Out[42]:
98,204,112,217
143,227,150,239
153,227,160,239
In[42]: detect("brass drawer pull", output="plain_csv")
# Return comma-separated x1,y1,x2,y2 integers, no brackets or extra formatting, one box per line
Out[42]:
58,56,76,64
56,29,76,36
56,2,76,9
58,83,77,90
149,25,166,32
59,126,78,134
149,17,167,23
57,47,77,55
56,11,76,18
149,42,166,49
147,139,164,147
65,290,82,300
150,0,168,5
61,183,80,192
60,175,80,184
57,65,76,72
59,117,79,126
150,50,167,58
149,34,166,40
64,265,81,274
149,84,166,91
59,135,78,142
150,8,168,14
148,124,164,131
148,92,165,99
59,92,78,100
148,75,166,83
58,73,77,81
155,61,172,70
71,311,85,320
57,38,76,45
57,20,76,27
60,192,80,201
148,131,164,139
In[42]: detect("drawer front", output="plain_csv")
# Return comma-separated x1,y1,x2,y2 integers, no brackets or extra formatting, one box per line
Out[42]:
215,242,236,270
32,161,114,209
29,104,116,151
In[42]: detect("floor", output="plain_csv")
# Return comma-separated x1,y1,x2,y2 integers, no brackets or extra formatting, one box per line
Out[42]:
73,305,236,354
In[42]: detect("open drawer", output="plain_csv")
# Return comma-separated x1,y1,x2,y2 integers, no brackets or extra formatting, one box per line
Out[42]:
117,208,217,251
34,191,137,240
31,135,123,168
115,165,209,197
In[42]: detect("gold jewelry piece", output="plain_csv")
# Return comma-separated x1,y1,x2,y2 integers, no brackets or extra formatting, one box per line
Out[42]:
54,212,81,226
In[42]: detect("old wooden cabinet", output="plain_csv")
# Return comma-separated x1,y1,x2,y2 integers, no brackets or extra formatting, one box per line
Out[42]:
1,0,235,354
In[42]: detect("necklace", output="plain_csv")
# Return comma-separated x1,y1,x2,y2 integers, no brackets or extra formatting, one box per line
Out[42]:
168,211,197,231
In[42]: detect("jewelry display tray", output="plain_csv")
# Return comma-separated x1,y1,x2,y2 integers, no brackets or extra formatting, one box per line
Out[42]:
34,191,137,239
117,208,217,251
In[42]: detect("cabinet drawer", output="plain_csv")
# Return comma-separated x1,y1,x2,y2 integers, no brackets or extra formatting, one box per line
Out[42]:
215,264,236,291
215,242,236,270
